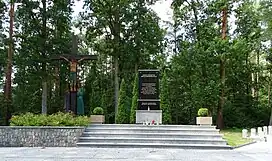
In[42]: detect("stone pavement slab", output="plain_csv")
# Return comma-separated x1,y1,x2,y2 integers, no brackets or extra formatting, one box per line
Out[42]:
0,147,265,161
234,138,272,161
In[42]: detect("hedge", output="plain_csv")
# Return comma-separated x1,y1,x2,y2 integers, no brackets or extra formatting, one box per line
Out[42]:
9,112,89,126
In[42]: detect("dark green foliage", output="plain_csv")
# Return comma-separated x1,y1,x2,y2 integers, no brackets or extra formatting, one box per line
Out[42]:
198,108,209,117
0,1,6,124
9,112,89,126
116,79,129,124
166,0,272,127
84,63,101,115
12,0,73,114
0,1,6,78
93,107,104,115
0,92,4,125
160,71,172,124
101,91,109,123
130,73,138,123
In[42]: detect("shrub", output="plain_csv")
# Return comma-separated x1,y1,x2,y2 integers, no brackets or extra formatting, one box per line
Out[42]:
74,116,90,126
93,107,104,115
9,112,89,126
160,71,172,124
130,73,138,123
197,108,209,117
116,79,129,124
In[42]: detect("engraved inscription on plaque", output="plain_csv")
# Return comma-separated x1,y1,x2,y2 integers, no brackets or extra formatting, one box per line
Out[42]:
141,83,156,95
138,69,160,110
139,71,159,99
138,101,160,110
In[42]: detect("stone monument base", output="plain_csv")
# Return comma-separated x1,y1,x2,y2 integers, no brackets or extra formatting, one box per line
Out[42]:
136,110,162,124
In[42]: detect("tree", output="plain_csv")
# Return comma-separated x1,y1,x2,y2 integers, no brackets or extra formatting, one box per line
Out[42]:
160,71,172,124
80,0,127,120
260,0,272,125
217,0,228,130
4,0,14,125
80,0,164,123
0,1,7,125
13,0,73,114
130,73,138,123
170,0,221,124
116,79,129,124
0,0,6,82
41,0,47,114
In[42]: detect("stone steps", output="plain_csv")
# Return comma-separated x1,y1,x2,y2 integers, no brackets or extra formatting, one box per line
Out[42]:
77,142,231,149
81,132,224,139
78,137,226,145
77,124,231,149
84,128,219,134
88,124,216,129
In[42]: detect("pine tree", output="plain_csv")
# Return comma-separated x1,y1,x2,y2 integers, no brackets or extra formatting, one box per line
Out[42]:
160,71,172,124
130,73,138,123
116,79,129,124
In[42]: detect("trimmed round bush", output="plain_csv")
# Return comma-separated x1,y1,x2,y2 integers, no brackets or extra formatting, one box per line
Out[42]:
197,108,209,117
93,107,104,115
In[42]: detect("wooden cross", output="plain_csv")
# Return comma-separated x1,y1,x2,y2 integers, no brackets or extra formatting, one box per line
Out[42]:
52,34,98,115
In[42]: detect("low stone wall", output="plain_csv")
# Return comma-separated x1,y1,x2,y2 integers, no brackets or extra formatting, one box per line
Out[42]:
0,126,85,147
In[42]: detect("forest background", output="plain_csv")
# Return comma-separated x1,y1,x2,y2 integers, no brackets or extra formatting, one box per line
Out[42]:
0,0,272,129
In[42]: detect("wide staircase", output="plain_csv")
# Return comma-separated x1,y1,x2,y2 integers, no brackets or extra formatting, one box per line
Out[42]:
77,124,231,149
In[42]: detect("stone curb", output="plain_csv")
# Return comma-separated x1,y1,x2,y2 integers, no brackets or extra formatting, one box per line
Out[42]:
231,141,257,149
0,126,85,129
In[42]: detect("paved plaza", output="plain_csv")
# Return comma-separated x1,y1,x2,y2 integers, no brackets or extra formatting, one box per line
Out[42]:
0,141,271,161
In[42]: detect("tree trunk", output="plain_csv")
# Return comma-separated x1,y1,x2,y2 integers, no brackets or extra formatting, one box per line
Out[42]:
217,7,227,129
113,5,120,123
114,56,119,122
217,58,225,129
269,72,272,125
174,23,177,54
41,0,47,114
134,63,138,74
270,106,272,126
4,2,14,125
42,81,47,114
256,48,260,100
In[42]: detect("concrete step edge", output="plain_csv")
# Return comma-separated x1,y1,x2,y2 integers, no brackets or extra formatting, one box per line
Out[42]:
85,128,219,131
78,137,226,142
76,142,232,149
88,124,216,128
81,132,223,136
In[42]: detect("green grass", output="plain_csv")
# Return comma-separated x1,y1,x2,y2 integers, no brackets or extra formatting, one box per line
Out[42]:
220,128,254,147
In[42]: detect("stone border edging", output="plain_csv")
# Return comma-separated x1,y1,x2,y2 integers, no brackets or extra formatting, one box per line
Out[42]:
231,141,257,149
0,126,86,147
0,126,85,129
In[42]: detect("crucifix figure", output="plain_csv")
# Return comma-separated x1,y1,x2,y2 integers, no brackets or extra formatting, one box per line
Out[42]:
60,56,86,92
52,34,98,115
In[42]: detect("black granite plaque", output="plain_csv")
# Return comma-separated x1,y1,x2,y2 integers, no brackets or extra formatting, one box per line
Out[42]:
138,100,160,110
138,69,160,110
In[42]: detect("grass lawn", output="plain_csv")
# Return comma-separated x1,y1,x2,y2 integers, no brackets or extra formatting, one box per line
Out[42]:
220,128,254,147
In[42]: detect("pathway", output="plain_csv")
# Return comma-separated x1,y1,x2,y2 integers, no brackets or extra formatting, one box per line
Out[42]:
0,143,271,161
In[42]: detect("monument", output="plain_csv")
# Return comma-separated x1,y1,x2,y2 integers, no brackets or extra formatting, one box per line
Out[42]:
52,34,97,115
136,69,162,124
